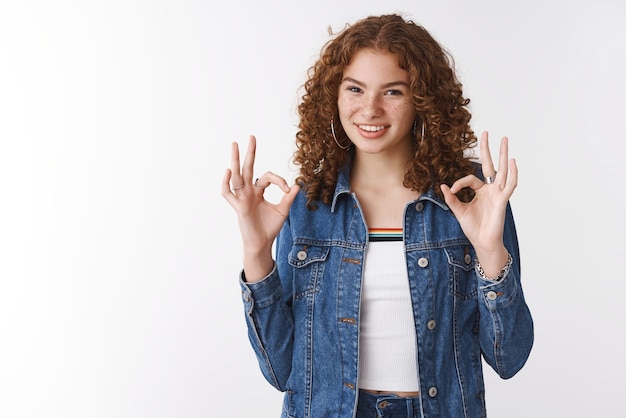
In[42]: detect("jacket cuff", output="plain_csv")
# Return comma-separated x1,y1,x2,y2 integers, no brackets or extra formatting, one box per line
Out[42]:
239,263,283,310
477,260,519,308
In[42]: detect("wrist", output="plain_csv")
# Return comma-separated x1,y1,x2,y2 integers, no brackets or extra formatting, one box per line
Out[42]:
474,246,509,278
242,248,274,283
475,252,512,282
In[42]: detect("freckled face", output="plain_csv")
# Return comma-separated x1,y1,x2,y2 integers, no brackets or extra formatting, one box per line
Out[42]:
337,48,417,156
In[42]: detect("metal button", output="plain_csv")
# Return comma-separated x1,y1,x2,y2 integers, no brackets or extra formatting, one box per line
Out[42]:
429,387,438,397
243,293,250,302
464,254,472,264
487,291,498,301
378,400,389,408
297,250,307,261
418,257,429,268
427,320,436,330
415,202,424,212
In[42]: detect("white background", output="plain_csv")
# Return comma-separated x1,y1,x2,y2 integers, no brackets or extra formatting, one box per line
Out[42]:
1,0,625,417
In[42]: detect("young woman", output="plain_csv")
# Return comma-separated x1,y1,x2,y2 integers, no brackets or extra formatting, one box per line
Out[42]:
222,13,533,418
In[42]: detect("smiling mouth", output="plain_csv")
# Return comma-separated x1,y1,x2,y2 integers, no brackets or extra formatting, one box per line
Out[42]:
357,124,387,132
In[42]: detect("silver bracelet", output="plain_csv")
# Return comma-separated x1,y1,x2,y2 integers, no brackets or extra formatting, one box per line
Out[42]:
475,253,513,282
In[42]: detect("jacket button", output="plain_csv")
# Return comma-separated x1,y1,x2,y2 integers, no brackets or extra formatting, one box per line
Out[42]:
415,202,424,212
427,320,436,330
464,254,472,264
428,387,438,397
487,291,498,300
418,257,429,268
297,250,307,260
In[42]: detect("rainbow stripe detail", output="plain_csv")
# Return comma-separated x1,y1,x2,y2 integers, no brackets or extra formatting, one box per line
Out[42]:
369,228,403,242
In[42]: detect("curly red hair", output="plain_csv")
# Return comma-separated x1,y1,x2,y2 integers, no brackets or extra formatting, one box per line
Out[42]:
293,14,477,208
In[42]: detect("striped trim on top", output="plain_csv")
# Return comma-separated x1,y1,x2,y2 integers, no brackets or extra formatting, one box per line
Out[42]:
368,228,403,242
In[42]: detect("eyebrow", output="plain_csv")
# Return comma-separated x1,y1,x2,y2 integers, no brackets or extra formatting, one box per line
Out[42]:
341,77,410,89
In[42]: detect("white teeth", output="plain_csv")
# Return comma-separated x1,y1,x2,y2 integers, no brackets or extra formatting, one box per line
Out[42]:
358,125,386,132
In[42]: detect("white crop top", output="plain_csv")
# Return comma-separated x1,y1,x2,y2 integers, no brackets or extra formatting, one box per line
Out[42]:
358,229,419,392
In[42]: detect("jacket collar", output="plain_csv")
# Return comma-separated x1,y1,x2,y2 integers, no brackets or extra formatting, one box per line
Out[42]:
330,165,450,212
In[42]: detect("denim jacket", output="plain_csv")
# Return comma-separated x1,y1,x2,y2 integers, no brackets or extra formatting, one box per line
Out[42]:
239,167,533,418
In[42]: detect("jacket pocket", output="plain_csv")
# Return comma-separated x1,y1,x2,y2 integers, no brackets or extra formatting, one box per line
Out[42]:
445,245,477,300
288,243,330,300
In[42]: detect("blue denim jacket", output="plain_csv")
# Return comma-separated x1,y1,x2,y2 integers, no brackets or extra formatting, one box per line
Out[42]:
240,167,533,418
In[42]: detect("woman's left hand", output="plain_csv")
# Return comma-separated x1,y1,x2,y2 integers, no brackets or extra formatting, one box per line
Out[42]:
440,131,517,276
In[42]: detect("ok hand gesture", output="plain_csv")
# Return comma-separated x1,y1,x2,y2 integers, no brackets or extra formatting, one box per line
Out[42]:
221,135,300,282
440,132,517,277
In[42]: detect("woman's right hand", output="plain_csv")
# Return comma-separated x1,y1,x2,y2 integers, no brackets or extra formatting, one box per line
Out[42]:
221,135,300,282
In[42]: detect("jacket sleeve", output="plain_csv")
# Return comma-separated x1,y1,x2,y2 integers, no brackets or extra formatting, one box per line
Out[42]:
239,217,294,391
477,202,534,379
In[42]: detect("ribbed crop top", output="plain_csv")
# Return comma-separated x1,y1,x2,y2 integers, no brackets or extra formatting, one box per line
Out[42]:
358,228,419,392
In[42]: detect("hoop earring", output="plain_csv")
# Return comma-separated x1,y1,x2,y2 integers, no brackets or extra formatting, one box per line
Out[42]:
413,119,426,142
331,117,351,150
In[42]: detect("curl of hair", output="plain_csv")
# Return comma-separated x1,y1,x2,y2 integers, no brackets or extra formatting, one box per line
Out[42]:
293,14,477,209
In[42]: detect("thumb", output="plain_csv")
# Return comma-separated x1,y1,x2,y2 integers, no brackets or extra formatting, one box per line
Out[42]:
276,184,301,216
440,184,461,212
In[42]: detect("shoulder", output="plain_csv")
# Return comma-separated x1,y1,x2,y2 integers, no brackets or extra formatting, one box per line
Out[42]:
287,184,353,223
288,186,328,216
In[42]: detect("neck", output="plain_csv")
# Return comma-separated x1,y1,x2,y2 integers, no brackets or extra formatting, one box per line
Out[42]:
349,148,421,229
351,150,412,192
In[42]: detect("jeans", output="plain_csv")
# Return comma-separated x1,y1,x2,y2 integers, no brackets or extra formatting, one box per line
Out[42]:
356,390,422,417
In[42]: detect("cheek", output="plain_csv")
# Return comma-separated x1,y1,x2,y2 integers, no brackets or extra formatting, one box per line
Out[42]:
389,101,416,125
337,95,357,116
390,101,414,116
337,97,353,129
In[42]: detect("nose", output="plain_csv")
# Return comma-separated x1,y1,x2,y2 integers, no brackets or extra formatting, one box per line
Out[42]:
362,94,383,118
